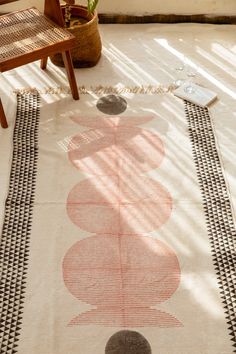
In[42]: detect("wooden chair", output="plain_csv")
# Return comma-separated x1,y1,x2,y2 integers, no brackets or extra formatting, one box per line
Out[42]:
0,0,79,128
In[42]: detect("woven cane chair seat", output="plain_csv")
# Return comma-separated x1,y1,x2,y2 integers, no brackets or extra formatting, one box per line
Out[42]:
0,7,75,66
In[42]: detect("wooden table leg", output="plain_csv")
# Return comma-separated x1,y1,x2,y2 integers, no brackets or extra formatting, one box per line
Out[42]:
40,57,48,70
0,98,8,128
62,51,79,100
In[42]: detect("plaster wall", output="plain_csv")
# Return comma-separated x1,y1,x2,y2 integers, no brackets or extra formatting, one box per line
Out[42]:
92,0,236,15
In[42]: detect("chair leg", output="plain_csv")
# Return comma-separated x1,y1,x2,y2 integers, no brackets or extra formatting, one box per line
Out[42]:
0,98,8,129
41,57,48,70
62,51,79,100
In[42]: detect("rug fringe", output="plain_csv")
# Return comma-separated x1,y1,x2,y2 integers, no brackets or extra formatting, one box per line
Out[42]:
13,84,176,95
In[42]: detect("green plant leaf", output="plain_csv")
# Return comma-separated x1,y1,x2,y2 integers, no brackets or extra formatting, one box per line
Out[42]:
87,0,99,14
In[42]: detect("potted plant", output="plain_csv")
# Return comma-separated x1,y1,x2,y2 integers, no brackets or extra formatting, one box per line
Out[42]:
51,0,102,68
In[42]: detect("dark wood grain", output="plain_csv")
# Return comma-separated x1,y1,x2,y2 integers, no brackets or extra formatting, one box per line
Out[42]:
98,13,236,24
0,0,19,4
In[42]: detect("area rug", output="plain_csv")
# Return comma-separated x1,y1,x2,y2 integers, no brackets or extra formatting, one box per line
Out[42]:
0,91,235,354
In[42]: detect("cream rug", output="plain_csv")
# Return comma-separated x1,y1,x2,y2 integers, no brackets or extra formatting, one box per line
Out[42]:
0,88,235,354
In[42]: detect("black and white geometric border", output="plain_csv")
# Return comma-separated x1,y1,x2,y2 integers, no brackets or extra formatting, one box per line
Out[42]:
185,101,236,352
0,94,40,354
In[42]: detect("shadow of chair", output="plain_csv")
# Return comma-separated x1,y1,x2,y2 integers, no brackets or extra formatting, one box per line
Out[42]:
0,0,79,128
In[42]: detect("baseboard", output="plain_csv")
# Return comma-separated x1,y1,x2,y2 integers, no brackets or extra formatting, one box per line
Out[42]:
0,10,235,25
98,13,236,24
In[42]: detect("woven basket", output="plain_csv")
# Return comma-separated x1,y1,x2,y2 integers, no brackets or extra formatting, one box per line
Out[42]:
50,5,102,68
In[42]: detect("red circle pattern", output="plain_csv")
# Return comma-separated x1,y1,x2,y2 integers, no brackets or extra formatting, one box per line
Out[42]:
68,126,164,176
64,114,181,327
67,175,172,235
